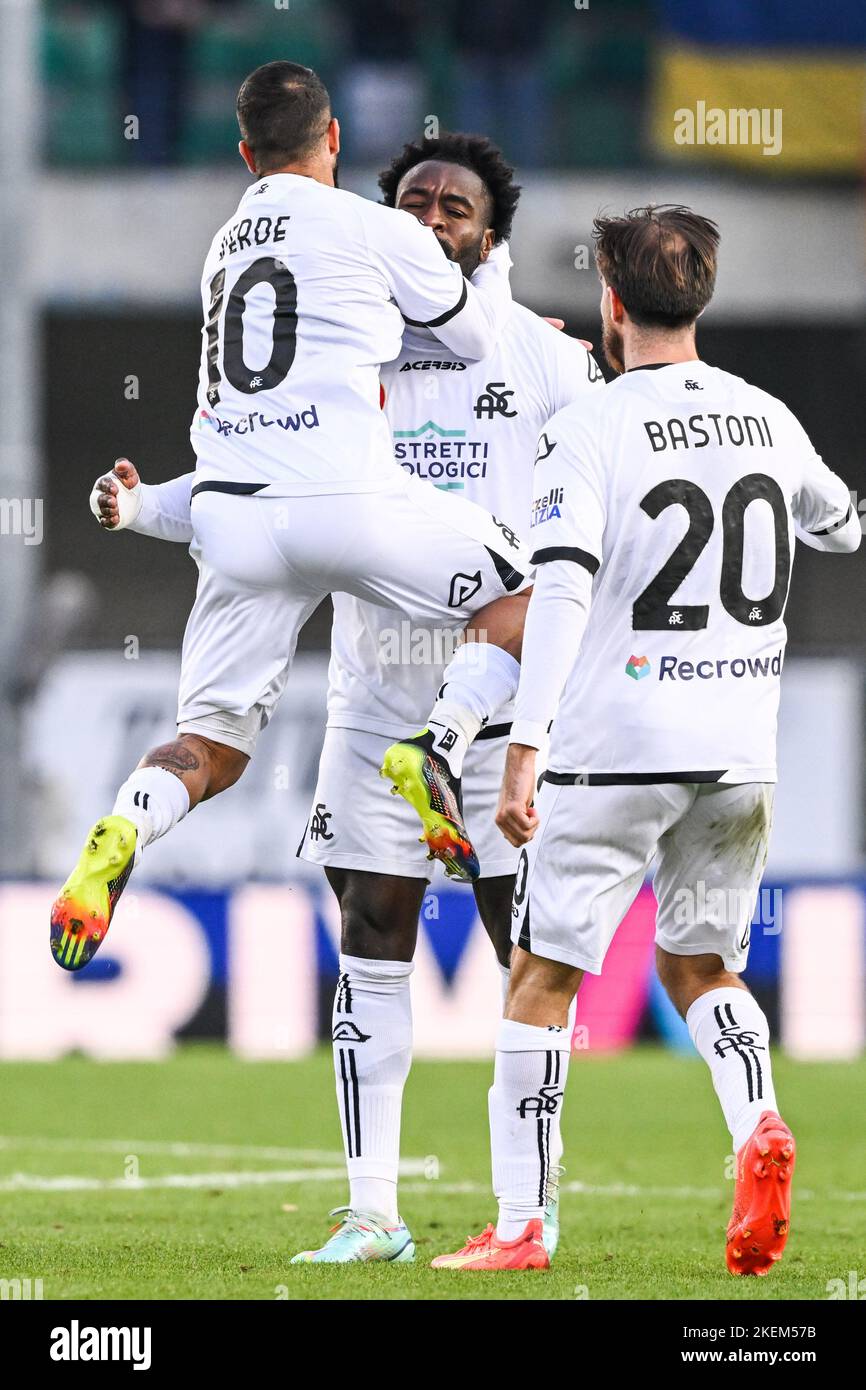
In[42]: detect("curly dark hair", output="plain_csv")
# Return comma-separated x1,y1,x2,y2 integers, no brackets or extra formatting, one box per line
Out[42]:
378,132,521,243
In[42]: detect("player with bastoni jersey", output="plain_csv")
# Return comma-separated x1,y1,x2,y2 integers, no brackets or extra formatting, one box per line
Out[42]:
50,63,536,974
89,132,604,1266
432,206,861,1274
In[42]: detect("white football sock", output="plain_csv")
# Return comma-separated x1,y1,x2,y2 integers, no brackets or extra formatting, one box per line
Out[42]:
112,767,190,853
550,996,577,1170
490,1018,570,1242
495,981,576,1168
427,642,520,776
687,987,778,1153
333,953,414,1227
498,962,511,1007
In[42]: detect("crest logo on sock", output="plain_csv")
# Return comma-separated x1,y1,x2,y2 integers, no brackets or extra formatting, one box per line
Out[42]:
517,1084,564,1117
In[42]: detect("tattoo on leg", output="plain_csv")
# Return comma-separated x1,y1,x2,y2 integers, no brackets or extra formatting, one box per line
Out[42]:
143,742,202,781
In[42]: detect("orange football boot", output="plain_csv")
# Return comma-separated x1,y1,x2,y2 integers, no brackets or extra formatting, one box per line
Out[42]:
431,1219,549,1271
726,1110,796,1276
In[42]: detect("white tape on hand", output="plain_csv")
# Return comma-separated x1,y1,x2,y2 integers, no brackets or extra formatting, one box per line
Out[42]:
89,470,143,530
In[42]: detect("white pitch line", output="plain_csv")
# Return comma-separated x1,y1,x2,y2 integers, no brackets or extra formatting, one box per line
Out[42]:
0,1160,426,1194
0,1136,346,1162
399,1180,864,1203
3,1169,864,1201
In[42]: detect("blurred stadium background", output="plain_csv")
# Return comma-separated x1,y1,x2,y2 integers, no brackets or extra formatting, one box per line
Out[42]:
1,0,865,1069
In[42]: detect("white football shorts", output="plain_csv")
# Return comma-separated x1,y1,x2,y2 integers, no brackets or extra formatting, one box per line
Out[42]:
176,473,530,755
298,724,520,881
512,779,774,974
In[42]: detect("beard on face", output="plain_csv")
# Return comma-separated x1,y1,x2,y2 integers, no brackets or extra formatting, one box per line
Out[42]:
602,319,625,376
432,231,484,279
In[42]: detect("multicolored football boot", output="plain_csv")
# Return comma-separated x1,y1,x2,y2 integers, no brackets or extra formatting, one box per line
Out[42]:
380,729,480,882
543,1164,564,1261
50,816,137,971
431,1218,549,1271
726,1110,796,1276
290,1208,415,1264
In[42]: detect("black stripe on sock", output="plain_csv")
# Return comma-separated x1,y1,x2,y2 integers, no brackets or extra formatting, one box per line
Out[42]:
348,1049,362,1158
725,1002,738,1028
734,1045,754,1103
750,1048,764,1101
714,1005,725,1031
339,1049,354,1158
536,1118,547,1207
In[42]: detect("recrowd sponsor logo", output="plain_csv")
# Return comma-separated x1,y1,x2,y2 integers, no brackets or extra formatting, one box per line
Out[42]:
630,651,783,681
197,405,320,436
530,486,564,527
625,655,651,680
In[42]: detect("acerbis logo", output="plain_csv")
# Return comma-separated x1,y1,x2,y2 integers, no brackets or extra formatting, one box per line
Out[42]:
332,1021,371,1043
625,654,651,681
448,570,483,607
534,433,557,464
399,359,467,372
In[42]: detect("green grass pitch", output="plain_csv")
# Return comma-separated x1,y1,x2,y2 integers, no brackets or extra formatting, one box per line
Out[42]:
1,1045,863,1301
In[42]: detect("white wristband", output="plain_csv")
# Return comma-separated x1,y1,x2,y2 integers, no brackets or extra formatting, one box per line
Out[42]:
89,469,143,530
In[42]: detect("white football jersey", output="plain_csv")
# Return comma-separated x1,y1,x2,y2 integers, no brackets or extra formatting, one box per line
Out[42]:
525,360,855,782
190,173,510,496
326,305,604,735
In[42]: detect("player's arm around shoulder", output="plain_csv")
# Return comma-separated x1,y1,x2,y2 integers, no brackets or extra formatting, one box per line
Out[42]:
361,198,512,360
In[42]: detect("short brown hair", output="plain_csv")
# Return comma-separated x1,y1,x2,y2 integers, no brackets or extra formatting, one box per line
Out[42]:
237,61,331,170
592,205,720,329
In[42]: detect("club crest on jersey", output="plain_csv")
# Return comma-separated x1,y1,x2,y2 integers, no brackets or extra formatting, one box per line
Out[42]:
530,487,564,527
474,382,517,419
625,654,651,681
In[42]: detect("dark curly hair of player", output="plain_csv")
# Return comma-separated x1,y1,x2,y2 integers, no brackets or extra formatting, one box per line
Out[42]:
378,133,521,243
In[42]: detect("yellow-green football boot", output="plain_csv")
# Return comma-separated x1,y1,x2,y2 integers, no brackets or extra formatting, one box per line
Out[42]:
50,816,137,971
380,729,480,882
